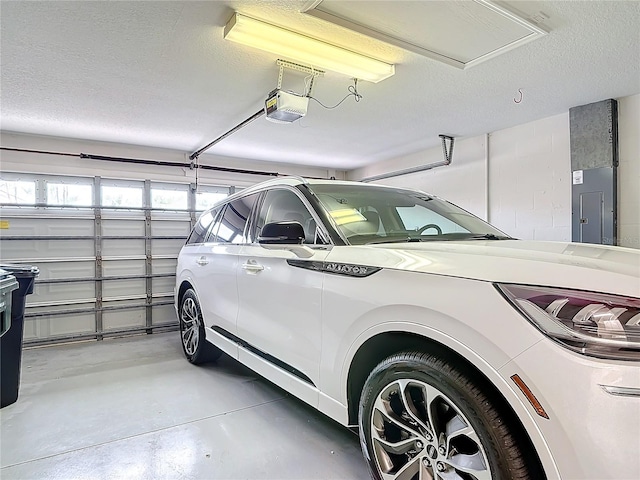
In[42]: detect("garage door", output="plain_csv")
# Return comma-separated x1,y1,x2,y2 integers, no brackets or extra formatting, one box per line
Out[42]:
0,173,228,346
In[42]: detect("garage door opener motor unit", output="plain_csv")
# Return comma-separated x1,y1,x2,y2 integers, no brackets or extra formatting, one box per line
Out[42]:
265,89,308,123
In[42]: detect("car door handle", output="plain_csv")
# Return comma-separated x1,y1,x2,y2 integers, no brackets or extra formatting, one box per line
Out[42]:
197,256,209,266
242,261,264,273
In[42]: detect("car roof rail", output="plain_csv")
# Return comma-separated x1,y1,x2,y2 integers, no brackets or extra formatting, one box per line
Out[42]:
283,175,309,185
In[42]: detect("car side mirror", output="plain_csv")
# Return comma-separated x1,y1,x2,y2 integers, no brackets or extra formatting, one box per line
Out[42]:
258,222,305,245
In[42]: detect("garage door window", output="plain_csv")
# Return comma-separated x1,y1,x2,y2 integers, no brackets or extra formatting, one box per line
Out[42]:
0,179,36,205
101,185,143,208
47,183,92,206
151,189,187,210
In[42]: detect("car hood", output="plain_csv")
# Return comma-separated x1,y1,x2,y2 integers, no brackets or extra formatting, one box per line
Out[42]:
327,240,640,297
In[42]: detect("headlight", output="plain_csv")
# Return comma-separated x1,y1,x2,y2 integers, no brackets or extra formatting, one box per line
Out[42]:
496,284,640,361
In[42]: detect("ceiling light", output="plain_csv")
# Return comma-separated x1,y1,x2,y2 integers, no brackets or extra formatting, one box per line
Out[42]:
224,13,395,83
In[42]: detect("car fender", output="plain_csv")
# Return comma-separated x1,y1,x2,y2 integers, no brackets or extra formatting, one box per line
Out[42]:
338,319,559,479
174,271,196,311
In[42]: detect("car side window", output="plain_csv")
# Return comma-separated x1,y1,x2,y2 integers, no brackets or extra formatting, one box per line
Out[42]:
255,189,320,244
202,207,225,243
186,208,218,244
212,193,259,244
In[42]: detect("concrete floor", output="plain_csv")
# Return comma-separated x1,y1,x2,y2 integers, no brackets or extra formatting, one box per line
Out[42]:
0,332,369,479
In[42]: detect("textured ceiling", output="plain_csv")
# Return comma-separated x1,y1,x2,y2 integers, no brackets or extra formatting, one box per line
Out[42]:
1,1,639,170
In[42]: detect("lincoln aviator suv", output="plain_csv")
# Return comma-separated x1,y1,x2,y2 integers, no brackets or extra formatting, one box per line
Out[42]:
175,177,640,480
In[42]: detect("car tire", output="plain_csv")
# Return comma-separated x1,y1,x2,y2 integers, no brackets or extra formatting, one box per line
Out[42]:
358,351,536,480
179,289,222,364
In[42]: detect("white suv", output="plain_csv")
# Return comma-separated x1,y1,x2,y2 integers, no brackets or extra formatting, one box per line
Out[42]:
175,177,639,480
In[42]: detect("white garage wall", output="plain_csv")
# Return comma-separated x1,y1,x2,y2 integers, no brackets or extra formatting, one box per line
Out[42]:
356,135,489,220
0,131,342,187
350,93,639,249
618,94,640,249
488,113,571,241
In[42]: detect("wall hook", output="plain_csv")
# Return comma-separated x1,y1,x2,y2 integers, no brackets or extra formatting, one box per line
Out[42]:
514,89,524,104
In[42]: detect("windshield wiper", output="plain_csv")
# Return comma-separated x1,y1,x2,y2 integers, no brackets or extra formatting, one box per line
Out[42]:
365,236,425,244
365,233,513,245
466,234,513,240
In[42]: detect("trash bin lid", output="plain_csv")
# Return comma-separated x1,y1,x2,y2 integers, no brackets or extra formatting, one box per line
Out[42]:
0,269,19,295
0,264,39,278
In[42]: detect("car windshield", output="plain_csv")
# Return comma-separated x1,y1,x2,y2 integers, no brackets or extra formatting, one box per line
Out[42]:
308,184,511,245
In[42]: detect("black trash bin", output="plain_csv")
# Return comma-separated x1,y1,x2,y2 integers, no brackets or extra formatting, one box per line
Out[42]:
0,264,39,408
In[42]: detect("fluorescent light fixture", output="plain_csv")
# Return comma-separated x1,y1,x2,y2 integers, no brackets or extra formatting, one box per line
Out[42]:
224,12,395,83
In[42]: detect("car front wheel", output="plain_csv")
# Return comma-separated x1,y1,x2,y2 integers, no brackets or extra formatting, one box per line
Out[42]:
359,351,536,480
179,288,222,364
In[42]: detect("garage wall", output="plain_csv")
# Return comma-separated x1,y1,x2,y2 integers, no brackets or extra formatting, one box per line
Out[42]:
349,93,639,249
488,113,571,241
618,94,640,249
354,135,488,220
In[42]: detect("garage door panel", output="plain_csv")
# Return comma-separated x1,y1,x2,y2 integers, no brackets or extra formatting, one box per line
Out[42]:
103,278,145,298
152,277,174,296
150,212,190,225
103,259,145,277
152,258,177,275
23,318,47,340
151,239,183,256
151,220,191,237
20,260,94,283
1,217,94,236
1,239,94,260
0,218,40,236
47,219,94,236
152,304,177,324
103,308,145,330
38,261,95,281
101,219,145,237
25,304,95,339
0,246,24,262
102,239,144,257
30,282,95,304
49,239,94,257
50,314,95,336
23,313,95,340
27,301,94,315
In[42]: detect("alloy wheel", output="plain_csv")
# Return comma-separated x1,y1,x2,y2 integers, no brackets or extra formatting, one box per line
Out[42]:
370,378,491,480
180,297,200,356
